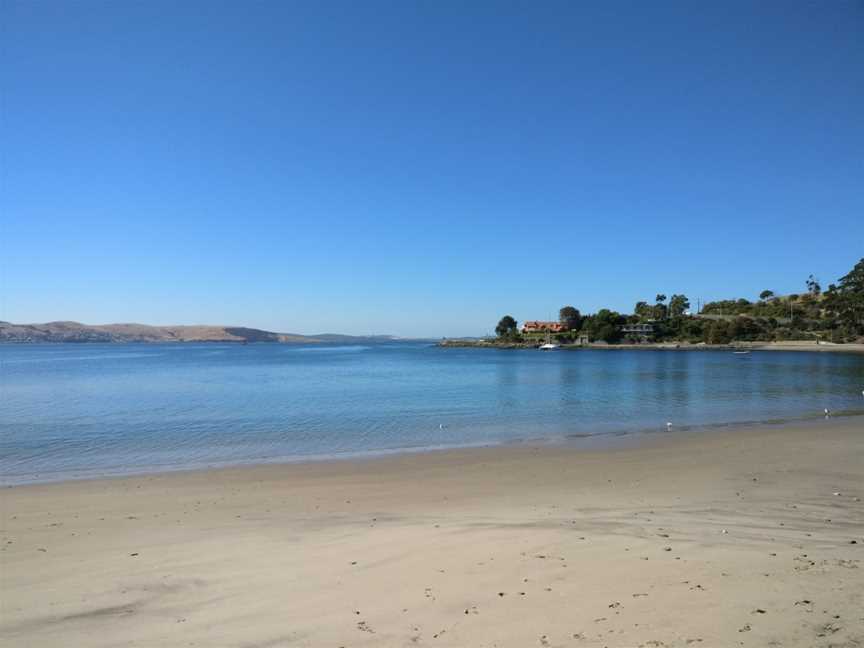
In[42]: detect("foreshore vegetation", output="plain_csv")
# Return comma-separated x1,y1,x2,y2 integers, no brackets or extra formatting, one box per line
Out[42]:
489,258,864,346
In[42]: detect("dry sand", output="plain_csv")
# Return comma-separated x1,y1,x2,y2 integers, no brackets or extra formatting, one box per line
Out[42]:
2,419,863,647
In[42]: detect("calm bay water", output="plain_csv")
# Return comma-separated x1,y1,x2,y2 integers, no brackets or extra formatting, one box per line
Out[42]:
2,342,863,484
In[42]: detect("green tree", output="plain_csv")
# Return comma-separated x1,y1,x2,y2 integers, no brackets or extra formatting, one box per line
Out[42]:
634,301,651,320
668,294,690,318
806,274,821,296
680,318,706,342
653,294,667,320
837,259,864,292
495,315,519,339
824,258,864,338
584,309,624,343
759,290,774,301
558,306,582,331
705,320,732,344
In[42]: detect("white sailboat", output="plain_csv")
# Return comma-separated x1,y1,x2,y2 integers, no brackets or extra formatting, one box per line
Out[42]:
539,329,560,351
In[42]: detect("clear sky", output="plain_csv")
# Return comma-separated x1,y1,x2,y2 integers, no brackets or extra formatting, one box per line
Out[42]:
2,1,862,337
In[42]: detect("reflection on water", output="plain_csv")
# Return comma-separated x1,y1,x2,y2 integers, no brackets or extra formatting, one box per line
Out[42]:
1,343,863,484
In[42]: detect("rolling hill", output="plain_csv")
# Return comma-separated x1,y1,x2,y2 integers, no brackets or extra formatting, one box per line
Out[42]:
0,321,404,344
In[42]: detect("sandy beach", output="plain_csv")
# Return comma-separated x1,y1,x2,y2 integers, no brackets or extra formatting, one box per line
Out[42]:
2,419,863,647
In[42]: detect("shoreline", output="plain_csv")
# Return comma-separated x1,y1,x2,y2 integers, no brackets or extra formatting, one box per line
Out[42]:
4,339,864,354
439,339,864,353
5,411,864,489
2,418,862,647
5,415,857,487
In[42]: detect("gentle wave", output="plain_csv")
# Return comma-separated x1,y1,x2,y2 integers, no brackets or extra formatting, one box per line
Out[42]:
2,343,863,485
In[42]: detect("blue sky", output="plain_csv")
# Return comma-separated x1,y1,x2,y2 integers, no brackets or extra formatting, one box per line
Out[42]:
2,1,862,337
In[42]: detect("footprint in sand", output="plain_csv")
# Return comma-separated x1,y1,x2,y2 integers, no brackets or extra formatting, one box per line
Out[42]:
816,621,841,637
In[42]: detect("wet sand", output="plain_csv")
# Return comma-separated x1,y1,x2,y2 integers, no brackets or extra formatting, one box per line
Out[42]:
2,419,863,647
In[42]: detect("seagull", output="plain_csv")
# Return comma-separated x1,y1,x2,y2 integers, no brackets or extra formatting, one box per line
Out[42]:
439,423,445,430
666,422,672,430
824,408,830,417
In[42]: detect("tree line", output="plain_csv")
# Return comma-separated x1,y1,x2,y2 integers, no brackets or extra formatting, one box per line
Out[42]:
495,257,864,345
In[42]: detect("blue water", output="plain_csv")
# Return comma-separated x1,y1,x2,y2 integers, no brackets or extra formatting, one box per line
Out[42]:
2,343,863,484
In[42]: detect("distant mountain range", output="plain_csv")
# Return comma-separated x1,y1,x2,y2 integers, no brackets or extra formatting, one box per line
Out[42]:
0,321,411,344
